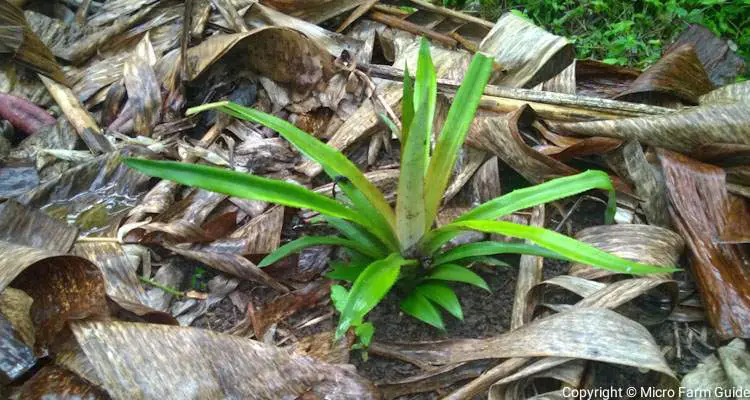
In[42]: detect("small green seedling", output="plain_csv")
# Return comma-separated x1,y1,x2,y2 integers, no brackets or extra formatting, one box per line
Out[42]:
125,38,676,349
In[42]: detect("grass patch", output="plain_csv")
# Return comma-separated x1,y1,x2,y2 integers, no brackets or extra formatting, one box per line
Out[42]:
472,0,749,77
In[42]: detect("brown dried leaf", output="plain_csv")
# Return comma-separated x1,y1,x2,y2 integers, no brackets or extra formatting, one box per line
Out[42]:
667,24,746,87
0,241,108,353
0,291,36,382
372,308,674,377
71,320,378,399
575,59,640,98
251,280,331,337
551,102,750,154
288,330,352,364
10,365,108,399
660,149,750,339
0,199,78,252
615,44,714,105
479,13,574,88
164,244,288,293
699,80,750,105
123,34,161,136
569,224,684,280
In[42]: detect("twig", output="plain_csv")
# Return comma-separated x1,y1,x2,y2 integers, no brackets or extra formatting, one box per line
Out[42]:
336,0,379,33
368,10,458,48
76,237,121,243
408,0,494,29
139,276,185,297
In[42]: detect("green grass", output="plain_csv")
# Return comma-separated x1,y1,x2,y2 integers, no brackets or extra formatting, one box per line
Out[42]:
473,0,749,78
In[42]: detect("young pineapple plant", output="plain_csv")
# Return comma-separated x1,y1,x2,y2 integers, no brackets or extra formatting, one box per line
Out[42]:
126,38,674,347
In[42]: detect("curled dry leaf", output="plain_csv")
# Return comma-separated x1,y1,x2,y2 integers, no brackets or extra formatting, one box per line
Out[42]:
699,80,750,105
70,320,378,399
372,308,674,377
123,34,162,136
667,24,746,87
479,13,574,88
0,241,108,353
681,339,750,398
569,224,684,280
551,102,750,154
614,44,714,105
659,149,750,339
575,59,640,99
378,361,492,400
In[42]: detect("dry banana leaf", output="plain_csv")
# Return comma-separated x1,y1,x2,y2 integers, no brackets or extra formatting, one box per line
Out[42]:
0,1,66,83
371,308,674,377
251,280,331,337
10,364,108,399
186,27,333,97
540,60,576,94
699,80,750,105
0,292,36,382
569,224,684,280
288,330,352,364
660,149,750,339
0,241,108,353
574,60,640,98
379,361,492,400
0,165,38,199
511,205,544,329
70,320,378,399
261,0,368,24
606,140,671,228
195,206,284,256
488,359,586,400
0,199,77,252
470,156,501,205
615,44,714,105
140,188,228,243
479,13,574,88
551,102,750,154
667,24,746,87
123,34,162,136
466,106,577,184
681,339,750,398
164,244,288,293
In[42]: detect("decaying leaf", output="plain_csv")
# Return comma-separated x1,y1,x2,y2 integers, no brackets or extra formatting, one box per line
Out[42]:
71,320,378,399
667,24,746,87
660,149,750,339
0,199,78,252
479,13,574,88
251,280,331,337
10,364,108,399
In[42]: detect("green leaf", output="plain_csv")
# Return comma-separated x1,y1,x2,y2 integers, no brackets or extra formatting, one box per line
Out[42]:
322,216,387,259
335,253,415,338
426,264,490,292
124,159,362,223
377,112,401,140
331,177,400,251
401,62,414,146
396,38,436,251
258,236,380,267
434,241,568,266
326,260,369,282
423,52,494,230
331,284,349,313
400,291,445,329
422,170,617,253
465,256,512,268
186,101,397,248
354,322,374,347
415,282,463,320
444,220,679,275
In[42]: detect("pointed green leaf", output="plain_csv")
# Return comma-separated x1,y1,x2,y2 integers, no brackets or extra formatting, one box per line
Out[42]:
415,282,463,320
401,62,414,146
186,101,397,245
124,158,362,223
331,284,349,313
426,264,490,292
400,291,445,329
434,241,568,266
258,236,379,267
322,216,387,258
325,260,369,282
354,322,375,347
335,253,414,338
422,170,618,253
444,220,679,275
331,177,399,251
466,256,512,268
396,38,436,251
423,52,494,230
377,112,401,140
